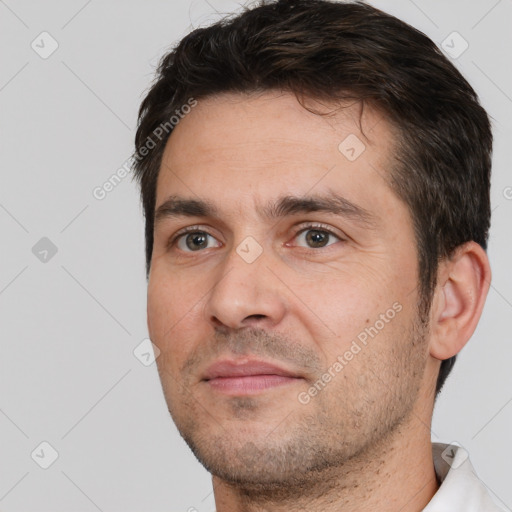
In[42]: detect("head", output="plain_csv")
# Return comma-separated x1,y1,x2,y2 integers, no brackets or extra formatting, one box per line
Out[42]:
133,0,492,492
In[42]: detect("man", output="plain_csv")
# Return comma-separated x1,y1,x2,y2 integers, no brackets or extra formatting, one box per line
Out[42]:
132,1,503,510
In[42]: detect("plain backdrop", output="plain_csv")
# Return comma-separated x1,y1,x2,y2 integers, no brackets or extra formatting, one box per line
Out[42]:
1,1,511,511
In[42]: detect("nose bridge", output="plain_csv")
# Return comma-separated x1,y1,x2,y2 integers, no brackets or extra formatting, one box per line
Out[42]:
203,234,286,329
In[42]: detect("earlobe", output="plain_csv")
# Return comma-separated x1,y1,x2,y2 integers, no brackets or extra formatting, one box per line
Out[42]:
429,241,491,361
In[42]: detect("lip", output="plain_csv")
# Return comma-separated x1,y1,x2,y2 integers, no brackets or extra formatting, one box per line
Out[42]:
202,359,302,395
203,359,299,380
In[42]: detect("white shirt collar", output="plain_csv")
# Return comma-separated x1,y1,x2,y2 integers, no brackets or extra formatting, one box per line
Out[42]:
423,442,505,511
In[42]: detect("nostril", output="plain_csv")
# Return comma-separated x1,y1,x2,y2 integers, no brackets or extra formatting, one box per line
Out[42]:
247,314,266,320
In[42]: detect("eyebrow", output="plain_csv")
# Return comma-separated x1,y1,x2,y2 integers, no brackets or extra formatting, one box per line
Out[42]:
154,191,377,229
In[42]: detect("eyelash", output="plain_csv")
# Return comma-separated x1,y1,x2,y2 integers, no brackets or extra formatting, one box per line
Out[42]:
167,223,344,252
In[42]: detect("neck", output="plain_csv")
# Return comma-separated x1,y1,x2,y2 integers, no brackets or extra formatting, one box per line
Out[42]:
212,401,439,512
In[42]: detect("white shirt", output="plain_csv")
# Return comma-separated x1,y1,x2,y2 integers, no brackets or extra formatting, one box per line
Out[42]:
424,442,506,511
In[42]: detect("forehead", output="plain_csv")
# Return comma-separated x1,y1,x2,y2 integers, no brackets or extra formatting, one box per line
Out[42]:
156,91,398,219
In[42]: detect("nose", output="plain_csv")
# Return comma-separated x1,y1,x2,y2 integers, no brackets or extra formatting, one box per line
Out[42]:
203,239,288,331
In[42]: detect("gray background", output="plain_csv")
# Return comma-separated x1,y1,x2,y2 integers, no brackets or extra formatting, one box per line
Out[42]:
1,0,511,511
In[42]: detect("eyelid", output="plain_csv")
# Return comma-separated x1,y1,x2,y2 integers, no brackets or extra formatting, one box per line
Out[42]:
294,222,344,237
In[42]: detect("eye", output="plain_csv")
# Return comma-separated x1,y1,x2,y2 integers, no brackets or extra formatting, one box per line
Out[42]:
171,229,222,252
168,223,343,253
293,224,343,249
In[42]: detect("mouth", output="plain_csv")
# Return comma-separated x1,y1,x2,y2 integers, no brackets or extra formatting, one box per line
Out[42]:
202,358,303,395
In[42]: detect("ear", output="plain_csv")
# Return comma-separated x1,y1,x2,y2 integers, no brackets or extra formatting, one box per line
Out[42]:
146,293,153,340
429,241,491,360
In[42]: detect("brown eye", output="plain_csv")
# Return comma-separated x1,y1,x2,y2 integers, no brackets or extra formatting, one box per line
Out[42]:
184,232,209,251
172,230,222,252
295,228,341,249
305,229,330,248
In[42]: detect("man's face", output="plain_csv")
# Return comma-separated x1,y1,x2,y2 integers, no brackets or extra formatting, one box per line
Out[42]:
147,91,431,486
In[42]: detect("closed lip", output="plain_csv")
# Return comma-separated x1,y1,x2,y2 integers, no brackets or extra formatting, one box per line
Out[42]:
202,359,301,380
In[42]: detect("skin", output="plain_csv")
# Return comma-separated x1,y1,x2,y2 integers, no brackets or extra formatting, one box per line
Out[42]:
147,90,491,512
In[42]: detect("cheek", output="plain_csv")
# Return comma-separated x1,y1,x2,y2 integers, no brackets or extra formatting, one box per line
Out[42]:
147,267,214,372
295,257,412,356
